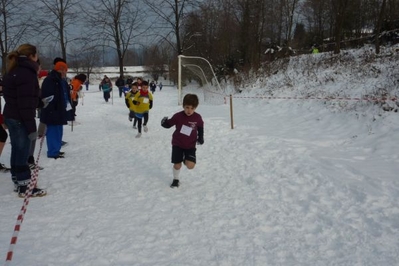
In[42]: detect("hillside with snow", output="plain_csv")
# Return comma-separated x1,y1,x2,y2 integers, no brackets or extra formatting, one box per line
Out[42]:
233,44,399,114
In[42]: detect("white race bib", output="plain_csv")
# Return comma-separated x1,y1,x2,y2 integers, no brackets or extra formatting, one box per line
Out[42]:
143,98,149,103
180,125,192,136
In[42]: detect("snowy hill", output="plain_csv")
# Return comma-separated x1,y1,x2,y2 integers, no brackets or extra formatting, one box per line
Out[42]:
235,44,399,114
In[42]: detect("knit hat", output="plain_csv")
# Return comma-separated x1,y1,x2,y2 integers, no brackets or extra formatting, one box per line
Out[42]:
54,61,68,71
53,57,66,65
75,73,87,82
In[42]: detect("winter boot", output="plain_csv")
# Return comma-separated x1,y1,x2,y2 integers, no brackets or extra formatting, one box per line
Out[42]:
29,163,44,170
0,163,11,172
18,185,47,198
170,179,180,188
12,176,18,192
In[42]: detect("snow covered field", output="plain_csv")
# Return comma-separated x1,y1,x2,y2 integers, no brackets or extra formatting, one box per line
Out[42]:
1,47,399,265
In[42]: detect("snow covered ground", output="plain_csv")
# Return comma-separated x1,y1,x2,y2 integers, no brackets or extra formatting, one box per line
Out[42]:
1,50,399,265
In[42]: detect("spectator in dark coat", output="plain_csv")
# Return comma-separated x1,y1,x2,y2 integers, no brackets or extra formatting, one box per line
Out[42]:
126,77,133,85
115,76,125,98
40,61,73,159
27,58,46,170
0,77,11,172
150,81,156,93
2,43,46,197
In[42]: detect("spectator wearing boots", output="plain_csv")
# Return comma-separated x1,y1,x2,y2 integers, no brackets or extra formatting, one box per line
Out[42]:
2,43,46,197
40,61,73,159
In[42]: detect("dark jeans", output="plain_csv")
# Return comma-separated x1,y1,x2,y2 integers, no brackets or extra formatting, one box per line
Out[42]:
135,113,149,133
129,111,137,126
72,100,78,118
4,118,31,185
103,91,110,102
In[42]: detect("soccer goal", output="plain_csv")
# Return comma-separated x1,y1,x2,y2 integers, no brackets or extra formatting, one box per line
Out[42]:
177,55,225,105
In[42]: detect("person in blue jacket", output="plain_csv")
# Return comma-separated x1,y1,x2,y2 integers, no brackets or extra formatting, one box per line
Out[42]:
40,61,73,159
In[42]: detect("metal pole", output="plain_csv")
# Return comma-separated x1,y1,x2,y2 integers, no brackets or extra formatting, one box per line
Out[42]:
178,55,182,105
230,95,234,129
111,86,114,105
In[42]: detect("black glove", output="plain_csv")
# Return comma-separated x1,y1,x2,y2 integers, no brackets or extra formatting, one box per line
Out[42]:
149,100,153,109
197,127,204,145
161,116,172,128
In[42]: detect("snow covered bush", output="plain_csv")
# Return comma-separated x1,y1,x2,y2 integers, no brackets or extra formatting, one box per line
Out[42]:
233,44,399,113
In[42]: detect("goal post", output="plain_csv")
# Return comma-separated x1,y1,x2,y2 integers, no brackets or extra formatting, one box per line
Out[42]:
177,55,224,105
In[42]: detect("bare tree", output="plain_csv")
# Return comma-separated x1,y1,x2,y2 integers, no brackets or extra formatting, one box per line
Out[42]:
143,0,200,55
375,0,387,54
0,0,35,74
282,0,300,47
71,45,102,81
292,22,307,50
300,0,332,50
83,0,146,77
123,49,140,66
35,0,82,60
143,45,168,81
331,0,350,54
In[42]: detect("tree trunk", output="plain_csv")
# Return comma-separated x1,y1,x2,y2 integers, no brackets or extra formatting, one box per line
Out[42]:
333,0,349,54
375,0,387,54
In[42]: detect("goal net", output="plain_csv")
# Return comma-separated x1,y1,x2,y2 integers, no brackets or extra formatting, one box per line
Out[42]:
178,55,225,105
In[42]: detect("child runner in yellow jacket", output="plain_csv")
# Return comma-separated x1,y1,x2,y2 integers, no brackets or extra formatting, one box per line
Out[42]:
125,82,139,129
132,80,153,138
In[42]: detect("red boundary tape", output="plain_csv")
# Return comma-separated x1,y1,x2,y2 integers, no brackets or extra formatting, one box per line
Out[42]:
231,95,398,102
4,137,45,266
202,86,397,103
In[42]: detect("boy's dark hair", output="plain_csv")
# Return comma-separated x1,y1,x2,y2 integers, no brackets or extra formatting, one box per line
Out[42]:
141,80,149,86
183,94,199,108
53,57,66,65
75,73,87,82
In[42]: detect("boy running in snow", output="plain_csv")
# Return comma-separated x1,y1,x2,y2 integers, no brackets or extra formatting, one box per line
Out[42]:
101,76,113,102
125,82,139,129
161,94,204,188
132,80,153,138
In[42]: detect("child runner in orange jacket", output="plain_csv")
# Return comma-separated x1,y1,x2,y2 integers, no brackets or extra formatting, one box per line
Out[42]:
70,74,87,119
